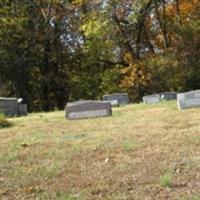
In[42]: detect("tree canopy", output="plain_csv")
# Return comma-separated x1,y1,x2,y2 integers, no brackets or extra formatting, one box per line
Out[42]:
0,0,200,111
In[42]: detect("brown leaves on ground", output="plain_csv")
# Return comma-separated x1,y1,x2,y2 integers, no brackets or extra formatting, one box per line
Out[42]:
0,102,200,199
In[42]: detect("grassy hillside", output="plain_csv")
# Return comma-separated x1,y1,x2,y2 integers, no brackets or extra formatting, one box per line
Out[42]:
0,102,200,200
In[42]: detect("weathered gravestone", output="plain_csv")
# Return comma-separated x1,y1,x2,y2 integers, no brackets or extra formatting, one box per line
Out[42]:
177,90,200,110
103,99,119,107
65,100,112,120
160,92,177,101
18,104,28,116
143,94,160,104
0,97,18,117
103,93,129,106
0,97,28,117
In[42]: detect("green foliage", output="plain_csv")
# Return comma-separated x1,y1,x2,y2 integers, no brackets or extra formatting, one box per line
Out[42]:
0,0,200,110
177,18,200,90
160,171,173,187
0,0,71,111
0,113,11,128
145,52,185,93
100,68,122,95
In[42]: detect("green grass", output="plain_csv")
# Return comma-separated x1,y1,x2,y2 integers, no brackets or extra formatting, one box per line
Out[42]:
1,101,200,200
160,171,173,187
122,139,137,151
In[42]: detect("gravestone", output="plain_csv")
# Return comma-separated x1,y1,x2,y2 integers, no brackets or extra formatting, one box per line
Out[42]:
103,93,129,106
65,100,112,120
0,97,28,117
0,97,18,117
143,94,160,104
160,92,177,101
177,90,200,110
103,99,119,107
18,104,28,116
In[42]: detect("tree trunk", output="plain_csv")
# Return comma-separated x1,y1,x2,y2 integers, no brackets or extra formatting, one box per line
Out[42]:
41,39,50,111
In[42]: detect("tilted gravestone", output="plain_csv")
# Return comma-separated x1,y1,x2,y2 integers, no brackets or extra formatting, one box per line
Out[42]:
0,97,18,117
65,100,112,120
103,93,129,106
160,92,177,101
177,90,200,110
143,94,160,104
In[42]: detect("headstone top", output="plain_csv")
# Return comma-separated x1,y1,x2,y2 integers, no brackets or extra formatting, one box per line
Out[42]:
103,93,128,97
160,92,177,100
0,97,17,100
67,100,107,107
143,94,160,98
103,93,129,106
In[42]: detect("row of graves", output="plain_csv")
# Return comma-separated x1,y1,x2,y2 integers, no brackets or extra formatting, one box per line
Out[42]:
66,90,200,120
1,89,200,118
65,93,129,120
0,97,27,117
143,90,200,110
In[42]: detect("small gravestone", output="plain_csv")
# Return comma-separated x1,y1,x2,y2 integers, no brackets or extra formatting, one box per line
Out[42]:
103,99,119,107
0,97,18,117
160,92,177,101
143,94,160,104
18,104,28,116
65,100,112,120
177,90,200,110
103,93,129,106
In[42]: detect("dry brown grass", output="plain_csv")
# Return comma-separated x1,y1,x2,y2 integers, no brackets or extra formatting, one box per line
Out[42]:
0,101,200,200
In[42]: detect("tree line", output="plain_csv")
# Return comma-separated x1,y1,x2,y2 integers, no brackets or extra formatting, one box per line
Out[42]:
0,0,200,111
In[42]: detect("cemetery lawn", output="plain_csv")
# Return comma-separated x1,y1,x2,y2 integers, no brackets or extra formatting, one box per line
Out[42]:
1,101,200,200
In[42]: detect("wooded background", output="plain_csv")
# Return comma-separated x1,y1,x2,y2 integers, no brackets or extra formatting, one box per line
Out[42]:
0,0,200,111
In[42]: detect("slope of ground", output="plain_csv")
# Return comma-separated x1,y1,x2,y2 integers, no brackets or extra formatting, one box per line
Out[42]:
0,101,200,200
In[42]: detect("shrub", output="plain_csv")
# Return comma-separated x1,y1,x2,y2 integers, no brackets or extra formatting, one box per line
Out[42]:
0,113,11,128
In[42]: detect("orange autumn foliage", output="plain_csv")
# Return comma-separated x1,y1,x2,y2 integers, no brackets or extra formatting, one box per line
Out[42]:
120,52,150,91
166,0,199,20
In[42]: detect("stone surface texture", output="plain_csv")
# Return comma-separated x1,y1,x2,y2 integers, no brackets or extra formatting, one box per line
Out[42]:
103,93,129,106
65,100,112,120
177,90,200,110
18,104,28,116
160,92,177,100
0,97,18,116
0,97,28,117
143,94,160,104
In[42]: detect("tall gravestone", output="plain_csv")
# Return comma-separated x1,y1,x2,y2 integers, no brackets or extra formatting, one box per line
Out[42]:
65,100,112,120
0,97,18,117
177,90,200,110
103,93,129,106
143,94,160,104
